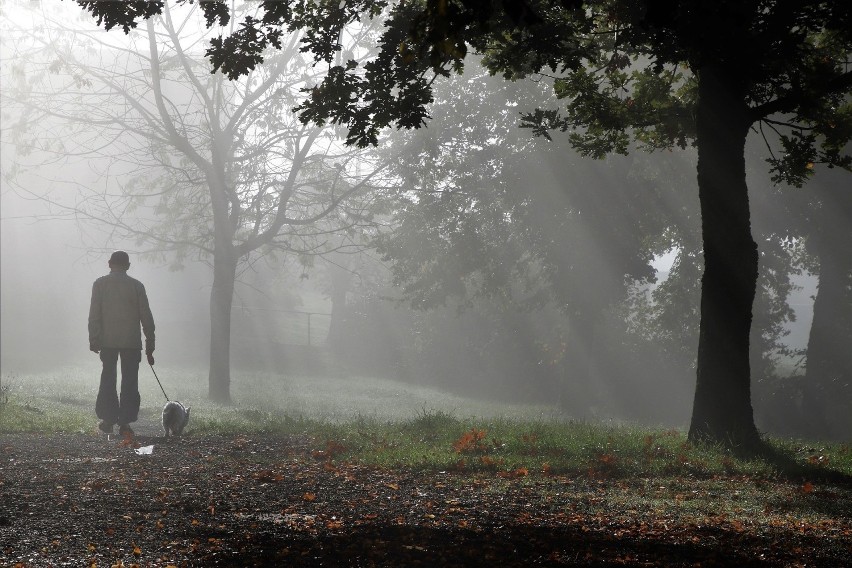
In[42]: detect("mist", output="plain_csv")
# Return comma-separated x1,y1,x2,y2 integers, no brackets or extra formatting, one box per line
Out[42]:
0,0,845,441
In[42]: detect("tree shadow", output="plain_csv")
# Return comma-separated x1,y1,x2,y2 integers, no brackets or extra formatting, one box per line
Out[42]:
752,440,852,486
202,522,843,567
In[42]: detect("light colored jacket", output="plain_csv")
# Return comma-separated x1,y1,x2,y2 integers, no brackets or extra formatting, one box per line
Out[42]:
88,269,155,351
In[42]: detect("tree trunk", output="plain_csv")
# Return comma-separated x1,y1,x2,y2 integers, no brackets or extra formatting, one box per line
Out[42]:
802,179,852,437
326,260,352,357
208,160,238,404
687,67,761,448
558,311,597,416
209,248,237,404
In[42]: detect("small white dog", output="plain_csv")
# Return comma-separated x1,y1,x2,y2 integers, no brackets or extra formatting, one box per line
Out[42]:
162,401,191,438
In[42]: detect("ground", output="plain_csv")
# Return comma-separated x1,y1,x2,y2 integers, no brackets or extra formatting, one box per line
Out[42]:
1,420,850,567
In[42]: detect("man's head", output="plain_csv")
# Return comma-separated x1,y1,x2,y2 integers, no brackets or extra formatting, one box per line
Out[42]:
108,250,130,270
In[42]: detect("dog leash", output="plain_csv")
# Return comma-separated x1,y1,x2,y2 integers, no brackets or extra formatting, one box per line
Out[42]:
149,364,170,402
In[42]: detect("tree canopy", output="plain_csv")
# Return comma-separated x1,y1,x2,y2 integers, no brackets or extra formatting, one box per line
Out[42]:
77,1,852,164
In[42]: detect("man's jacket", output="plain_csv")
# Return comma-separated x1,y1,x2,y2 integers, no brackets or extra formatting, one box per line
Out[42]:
88,269,155,351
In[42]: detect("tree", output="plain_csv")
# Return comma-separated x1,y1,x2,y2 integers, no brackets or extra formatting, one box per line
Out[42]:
4,3,392,403
785,169,852,438
376,64,666,408
76,1,852,447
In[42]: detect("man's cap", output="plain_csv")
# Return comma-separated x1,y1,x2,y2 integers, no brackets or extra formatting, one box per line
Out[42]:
109,250,130,265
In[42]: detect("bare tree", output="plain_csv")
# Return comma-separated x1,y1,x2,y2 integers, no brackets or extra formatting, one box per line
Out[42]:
2,2,394,402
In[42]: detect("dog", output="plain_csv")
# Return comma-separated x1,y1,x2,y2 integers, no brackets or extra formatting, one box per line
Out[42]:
162,401,191,438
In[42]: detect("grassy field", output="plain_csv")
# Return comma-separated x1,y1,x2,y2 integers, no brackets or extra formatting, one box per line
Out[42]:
0,361,561,432
2,362,850,481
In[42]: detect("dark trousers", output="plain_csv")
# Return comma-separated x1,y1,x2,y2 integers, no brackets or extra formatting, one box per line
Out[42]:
96,348,141,425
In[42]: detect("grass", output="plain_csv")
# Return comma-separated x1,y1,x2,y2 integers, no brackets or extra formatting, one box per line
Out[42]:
2,363,850,484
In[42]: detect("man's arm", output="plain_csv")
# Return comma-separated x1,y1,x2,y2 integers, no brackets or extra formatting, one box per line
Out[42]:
88,280,102,353
139,283,155,363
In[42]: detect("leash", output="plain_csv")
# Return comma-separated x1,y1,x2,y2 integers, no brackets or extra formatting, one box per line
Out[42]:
149,364,170,402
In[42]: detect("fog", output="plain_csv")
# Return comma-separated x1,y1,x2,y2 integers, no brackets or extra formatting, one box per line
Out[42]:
1,1,844,440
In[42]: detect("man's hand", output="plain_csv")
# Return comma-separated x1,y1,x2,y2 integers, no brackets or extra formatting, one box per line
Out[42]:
146,351,155,365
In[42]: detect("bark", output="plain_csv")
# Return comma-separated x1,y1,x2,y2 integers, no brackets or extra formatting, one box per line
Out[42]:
208,248,237,404
326,261,353,357
207,161,238,404
801,180,852,437
687,66,761,448
558,312,597,415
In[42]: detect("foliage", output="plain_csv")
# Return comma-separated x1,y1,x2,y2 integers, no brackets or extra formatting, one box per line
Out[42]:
76,0,852,169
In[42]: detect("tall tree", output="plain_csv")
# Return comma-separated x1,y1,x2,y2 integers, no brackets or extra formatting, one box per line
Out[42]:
787,170,852,438
3,3,391,403
76,1,852,447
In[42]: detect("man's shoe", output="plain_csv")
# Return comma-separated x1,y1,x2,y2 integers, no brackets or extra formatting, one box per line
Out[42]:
98,421,114,434
118,424,134,436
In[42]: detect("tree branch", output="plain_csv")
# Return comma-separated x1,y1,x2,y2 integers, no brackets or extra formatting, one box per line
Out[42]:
749,70,852,121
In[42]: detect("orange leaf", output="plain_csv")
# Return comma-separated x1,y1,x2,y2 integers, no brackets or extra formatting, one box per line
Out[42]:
253,470,284,483
453,428,487,453
497,467,528,479
802,481,814,494
303,492,316,502
598,453,617,465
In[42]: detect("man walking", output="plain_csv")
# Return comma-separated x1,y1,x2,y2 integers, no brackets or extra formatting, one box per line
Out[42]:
88,250,155,436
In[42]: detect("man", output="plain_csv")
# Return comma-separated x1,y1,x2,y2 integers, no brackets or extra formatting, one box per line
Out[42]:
88,250,155,436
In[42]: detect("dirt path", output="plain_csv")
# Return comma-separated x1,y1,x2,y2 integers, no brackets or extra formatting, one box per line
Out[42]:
1,432,850,567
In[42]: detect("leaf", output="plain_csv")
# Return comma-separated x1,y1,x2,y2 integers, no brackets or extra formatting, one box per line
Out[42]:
598,453,617,465
498,467,528,479
303,492,316,502
802,481,814,494
326,518,343,529
453,428,487,453
312,440,347,460
807,455,829,466
252,470,284,483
